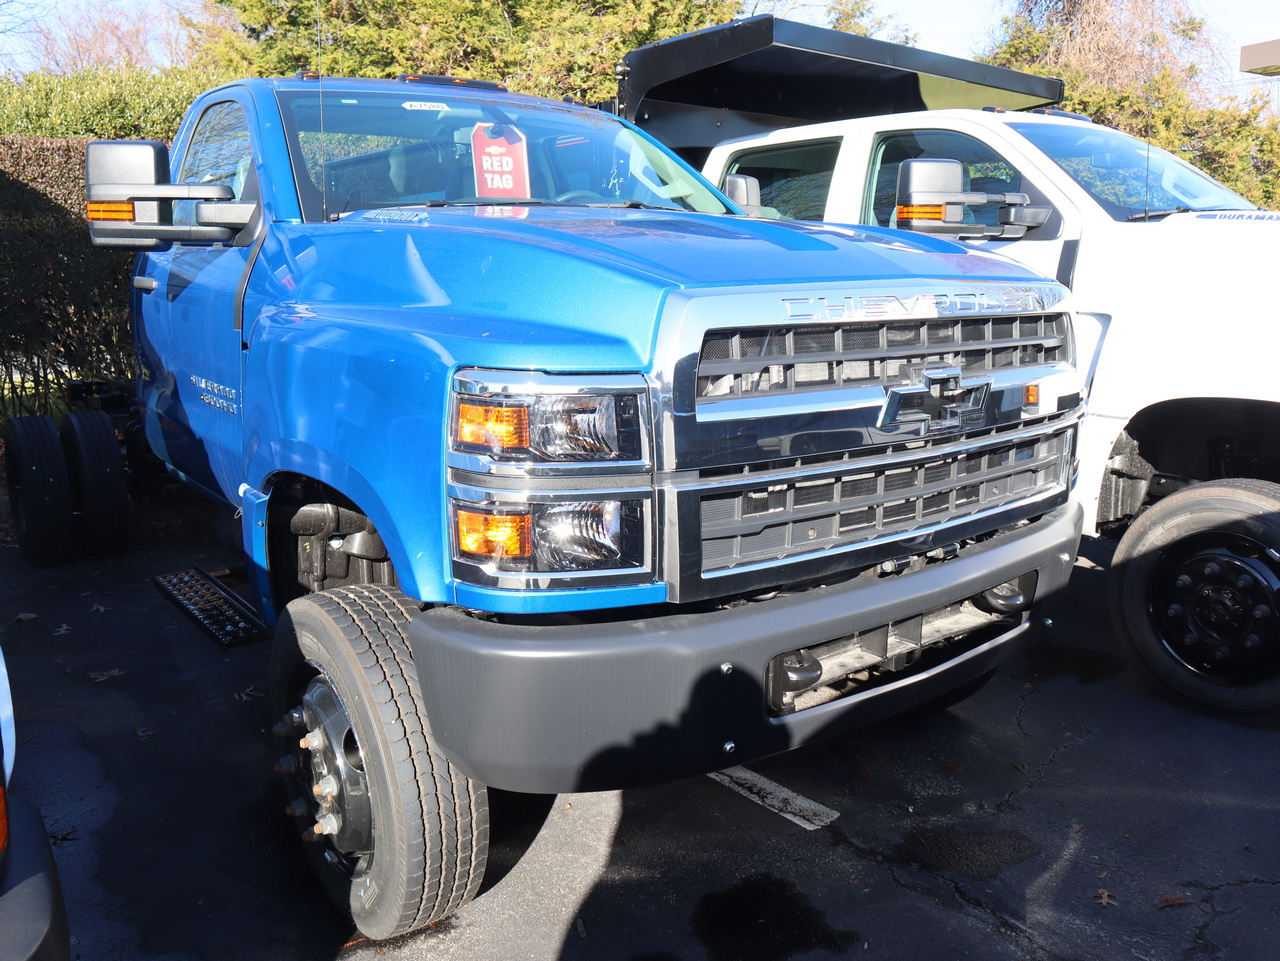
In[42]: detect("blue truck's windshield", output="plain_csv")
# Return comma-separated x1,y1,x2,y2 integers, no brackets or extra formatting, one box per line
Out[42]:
276,88,730,221
1010,121,1254,221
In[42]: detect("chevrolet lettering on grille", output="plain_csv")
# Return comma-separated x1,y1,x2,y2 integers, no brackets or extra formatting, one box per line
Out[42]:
879,363,990,436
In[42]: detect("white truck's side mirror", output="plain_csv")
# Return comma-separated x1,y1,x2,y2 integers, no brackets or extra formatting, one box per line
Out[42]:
723,173,763,217
895,158,1049,240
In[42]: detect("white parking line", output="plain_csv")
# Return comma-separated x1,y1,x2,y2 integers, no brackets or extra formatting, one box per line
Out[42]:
707,766,840,831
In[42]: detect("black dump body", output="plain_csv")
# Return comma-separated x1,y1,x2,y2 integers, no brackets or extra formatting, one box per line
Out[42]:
614,15,1064,166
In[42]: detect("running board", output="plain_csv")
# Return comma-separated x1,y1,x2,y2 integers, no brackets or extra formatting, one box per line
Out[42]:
154,565,271,648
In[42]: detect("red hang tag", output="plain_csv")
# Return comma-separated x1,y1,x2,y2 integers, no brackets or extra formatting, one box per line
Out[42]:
471,123,532,199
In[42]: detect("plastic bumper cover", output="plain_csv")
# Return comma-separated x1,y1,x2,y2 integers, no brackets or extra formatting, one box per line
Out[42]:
410,500,1083,794
0,797,71,961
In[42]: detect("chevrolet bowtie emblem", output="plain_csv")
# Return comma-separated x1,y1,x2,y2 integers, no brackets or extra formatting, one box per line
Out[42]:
879,363,990,435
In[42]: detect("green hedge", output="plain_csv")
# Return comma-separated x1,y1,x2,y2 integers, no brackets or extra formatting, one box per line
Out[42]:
0,66,238,417
0,136,134,416
0,66,228,141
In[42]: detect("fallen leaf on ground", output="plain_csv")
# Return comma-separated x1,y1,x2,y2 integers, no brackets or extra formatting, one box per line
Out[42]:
50,827,78,844
1092,888,1118,907
1158,893,1192,909
1011,760,1030,775
53,623,71,635
91,603,111,613
89,668,126,682
17,734,37,747
234,686,264,702
12,612,39,623
135,726,153,742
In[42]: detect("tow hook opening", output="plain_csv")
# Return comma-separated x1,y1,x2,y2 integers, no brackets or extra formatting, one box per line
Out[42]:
764,571,1038,716
974,572,1038,615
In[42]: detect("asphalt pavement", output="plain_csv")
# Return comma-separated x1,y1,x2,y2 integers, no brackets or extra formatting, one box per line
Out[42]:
2,506,1278,961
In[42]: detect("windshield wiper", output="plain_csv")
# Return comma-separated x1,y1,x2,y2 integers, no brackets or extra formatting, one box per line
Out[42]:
584,200,683,211
1127,206,1194,221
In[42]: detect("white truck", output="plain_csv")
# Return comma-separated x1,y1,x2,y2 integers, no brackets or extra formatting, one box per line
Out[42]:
619,16,1280,725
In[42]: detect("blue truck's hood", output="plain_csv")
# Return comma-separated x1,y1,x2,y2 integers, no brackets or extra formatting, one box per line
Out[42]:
341,205,1044,287
250,206,1059,373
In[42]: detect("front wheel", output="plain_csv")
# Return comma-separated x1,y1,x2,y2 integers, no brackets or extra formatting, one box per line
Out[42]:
270,586,489,939
1110,479,1280,726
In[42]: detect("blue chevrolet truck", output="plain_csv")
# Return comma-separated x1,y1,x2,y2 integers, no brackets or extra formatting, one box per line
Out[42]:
3,72,1083,939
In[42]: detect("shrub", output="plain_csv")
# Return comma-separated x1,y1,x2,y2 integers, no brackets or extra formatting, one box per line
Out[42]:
0,136,133,416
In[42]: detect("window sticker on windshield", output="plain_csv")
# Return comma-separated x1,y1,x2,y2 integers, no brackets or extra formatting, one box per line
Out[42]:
341,99,358,104
471,123,531,199
403,101,450,111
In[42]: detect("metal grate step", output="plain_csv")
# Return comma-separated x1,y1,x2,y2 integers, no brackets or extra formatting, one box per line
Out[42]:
154,566,270,648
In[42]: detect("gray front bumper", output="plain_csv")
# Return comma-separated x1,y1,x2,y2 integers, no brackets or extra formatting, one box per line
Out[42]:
409,501,1082,794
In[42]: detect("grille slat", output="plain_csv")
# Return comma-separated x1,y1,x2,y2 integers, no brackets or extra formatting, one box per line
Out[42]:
699,426,1072,572
696,314,1068,400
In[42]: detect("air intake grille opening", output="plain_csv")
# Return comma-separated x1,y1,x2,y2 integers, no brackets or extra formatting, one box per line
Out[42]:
696,314,1068,400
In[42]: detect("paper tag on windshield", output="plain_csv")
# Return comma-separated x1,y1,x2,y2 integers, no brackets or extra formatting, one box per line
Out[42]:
403,101,450,111
471,123,531,199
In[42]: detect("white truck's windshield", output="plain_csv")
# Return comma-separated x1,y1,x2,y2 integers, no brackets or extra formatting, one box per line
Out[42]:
276,88,730,221
1010,121,1254,221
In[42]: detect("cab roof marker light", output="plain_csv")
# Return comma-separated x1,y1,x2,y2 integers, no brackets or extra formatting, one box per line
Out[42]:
397,74,507,91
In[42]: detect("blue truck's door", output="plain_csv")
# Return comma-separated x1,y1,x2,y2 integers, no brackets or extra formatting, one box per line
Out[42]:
134,96,259,505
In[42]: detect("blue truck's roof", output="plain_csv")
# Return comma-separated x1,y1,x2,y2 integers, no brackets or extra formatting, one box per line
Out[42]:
205,74,586,114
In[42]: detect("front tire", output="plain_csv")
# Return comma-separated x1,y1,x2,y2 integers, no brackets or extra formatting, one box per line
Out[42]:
270,586,489,939
1110,479,1280,726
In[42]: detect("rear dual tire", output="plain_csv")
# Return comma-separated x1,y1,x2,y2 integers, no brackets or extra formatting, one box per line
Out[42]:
3,412,128,564
4,415,74,566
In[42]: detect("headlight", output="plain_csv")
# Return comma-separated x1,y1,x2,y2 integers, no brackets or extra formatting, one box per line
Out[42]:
451,370,645,463
452,499,645,573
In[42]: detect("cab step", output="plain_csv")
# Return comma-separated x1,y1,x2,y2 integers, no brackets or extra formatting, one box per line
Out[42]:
154,565,270,648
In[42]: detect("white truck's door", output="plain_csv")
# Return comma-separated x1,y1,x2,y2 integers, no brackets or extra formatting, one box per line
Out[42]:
853,121,1082,287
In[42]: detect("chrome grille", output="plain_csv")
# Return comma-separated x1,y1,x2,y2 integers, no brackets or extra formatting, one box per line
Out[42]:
699,425,1073,573
696,314,1068,399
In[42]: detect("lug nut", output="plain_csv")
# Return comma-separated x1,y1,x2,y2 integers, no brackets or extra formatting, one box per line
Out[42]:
313,814,340,836
272,708,305,736
1245,634,1260,649
1204,562,1220,578
723,741,735,754
1237,575,1254,589
300,729,324,751
1214,646,1231,661
1183,633,1196,647
273,755,297,775
312,775,339,798
1253,606,1272,620
284,799,309,818
1167,604,1184,618
1175,575,1192,590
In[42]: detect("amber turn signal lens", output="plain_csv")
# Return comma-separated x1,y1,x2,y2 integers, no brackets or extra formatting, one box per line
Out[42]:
896,204,945,221
87,201,135,222
456,509,532,559
455,401,530,450
1024,385,1040,406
